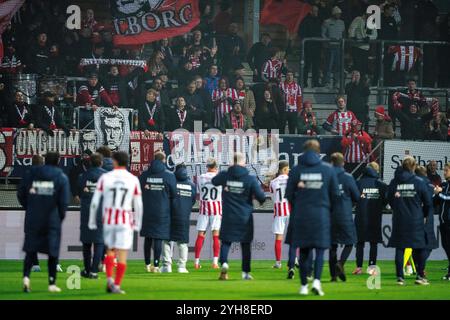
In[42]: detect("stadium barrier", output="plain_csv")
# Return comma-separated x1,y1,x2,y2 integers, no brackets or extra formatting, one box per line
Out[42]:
0,210,446,261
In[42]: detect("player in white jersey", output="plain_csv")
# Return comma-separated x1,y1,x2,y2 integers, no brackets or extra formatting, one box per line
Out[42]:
89,151,143,294
269,161,291,270
194,158,223,269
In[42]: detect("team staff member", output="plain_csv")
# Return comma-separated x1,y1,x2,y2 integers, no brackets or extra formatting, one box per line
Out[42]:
212,153,266,280
18,152,70,293
353,162,388,275
435,163,450,280
139,152,177,273
78,153,106,279
329,153,360,282
161,164,196,273
387,156,433,285
286,140,340,296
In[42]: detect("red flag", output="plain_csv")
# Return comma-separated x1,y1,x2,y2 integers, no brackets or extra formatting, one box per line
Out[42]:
260,0,312,34
111,0,200,46
0,0,24,61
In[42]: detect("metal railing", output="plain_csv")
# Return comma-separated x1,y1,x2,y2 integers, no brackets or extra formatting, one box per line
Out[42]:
299,38,450,93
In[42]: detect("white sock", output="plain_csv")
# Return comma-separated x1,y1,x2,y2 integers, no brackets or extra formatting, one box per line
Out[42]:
213,257,218,264
276,261,281,265
195,258,200,265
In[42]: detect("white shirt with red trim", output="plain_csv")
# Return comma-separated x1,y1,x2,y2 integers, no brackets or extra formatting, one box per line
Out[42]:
388,45,421,72
269,174,291,217
325,110,357,136
262,58,283,82
280,81,302,112
212,88,238,127
197,171,223,216
89,168,143,231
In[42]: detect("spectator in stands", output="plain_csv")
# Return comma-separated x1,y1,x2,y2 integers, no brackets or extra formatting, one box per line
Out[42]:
297,100,322,136
348,11,378,77
96,146,113,172
298,5,323,87
183,79,206,114
151,76,171,110
82,42,108,76
47,44,66,76
247,33,272,83
426,112,448,141
78,27,94,58
138,88,165,135
345,71,370,131
204,64,220,95
427,160,442,187
391,79,427,129
380,0,402,26
7,91,35,129
221,100,252,131
415,0,439,41
261,47,287,83
194,75,213,127
379,4,398,40
220,23,245,77
155,38,175,74
77,73,115,110
211,77,238,128
341,119,373,177
146,50,169,81
177,60,197,88
82,9,98,31
166,96,197,132
0,37,23,74
102,65,129,108
35,91,69,136
396,103,433,140
323,95,358,136
27,32,50,74
197,2,214,40
235,77,256,128
373,106,394,141
279,70,303,134
213,1,232,35
255,89,279,131
322,6,346,87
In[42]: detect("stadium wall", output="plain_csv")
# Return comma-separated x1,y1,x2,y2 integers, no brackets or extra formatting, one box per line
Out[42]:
0,210,446,261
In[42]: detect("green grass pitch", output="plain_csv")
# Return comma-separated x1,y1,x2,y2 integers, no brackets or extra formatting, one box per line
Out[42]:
0,260,449,300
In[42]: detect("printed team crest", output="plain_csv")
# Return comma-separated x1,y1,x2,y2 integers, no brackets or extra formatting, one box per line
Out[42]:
116,0,166,14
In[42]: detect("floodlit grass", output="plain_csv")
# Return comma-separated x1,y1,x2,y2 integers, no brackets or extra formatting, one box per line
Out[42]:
0,260,449,300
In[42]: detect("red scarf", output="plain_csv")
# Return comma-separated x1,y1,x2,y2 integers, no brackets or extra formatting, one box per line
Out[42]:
230,112,244,129
146,101,158,126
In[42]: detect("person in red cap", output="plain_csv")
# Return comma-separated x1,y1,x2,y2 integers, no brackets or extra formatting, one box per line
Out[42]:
297,101,321,136
341,119,372,177
373,106,394,140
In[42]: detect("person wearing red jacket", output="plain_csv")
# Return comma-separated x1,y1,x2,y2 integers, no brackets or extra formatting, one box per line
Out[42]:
76,73,116,129
341,119,373,177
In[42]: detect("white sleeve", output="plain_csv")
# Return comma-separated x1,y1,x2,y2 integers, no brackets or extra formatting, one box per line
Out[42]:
132,181,143,232
88,177,104,230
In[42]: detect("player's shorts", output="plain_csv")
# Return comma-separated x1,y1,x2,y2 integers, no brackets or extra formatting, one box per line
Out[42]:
272,216,289,235
103,225,134,250
196,214,222,232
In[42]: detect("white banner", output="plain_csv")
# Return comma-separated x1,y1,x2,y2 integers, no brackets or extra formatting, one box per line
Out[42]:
94,108,132,152
0,211,446,261
383,140,450,183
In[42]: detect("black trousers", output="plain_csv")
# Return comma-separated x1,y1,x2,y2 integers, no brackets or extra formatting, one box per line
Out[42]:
329,244,353,278
279,111,298,134
440,223,450,272
23,252,58,285
351,47,369,76
144,237,163,267
356,241,378,268
299,248,325,286
395,248,427,278
303,43,322,86
82,242,104,273
219,241,251,272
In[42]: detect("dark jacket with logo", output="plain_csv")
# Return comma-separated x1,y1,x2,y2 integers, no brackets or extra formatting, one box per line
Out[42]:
17,165,70,256
171,167,196,243
78,167,106,243
139,159,177,239
387,168,432,249
418,176,439,250
355,167,388,243
331,166,360,245
212,165,266,243
437,180,450,225
285,151,340,249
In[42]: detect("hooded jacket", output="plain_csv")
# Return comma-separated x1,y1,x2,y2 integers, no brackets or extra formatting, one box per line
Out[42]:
331,166,360,245
171,166,196,243
285,151,340,249
212,165,265,243
139,159,177,239
355,167,388,243
18,165,70,257
437,179,450,225
387,168,432,249
418,175,439,250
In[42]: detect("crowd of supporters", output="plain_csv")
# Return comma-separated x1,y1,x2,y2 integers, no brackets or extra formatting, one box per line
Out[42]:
0,0,448,149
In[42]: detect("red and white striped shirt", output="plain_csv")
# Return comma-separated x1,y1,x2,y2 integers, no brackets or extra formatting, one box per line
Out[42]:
269,174,291,217
388,45,421,72
212,88,238,128
341,131,373,164
325,110,357,136
279,81,302,112
261,58,283,82
89,169,143,230
197,171,223,216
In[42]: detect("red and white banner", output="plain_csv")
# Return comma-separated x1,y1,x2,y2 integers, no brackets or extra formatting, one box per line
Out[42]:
129,131,164,176
110,0,200,46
